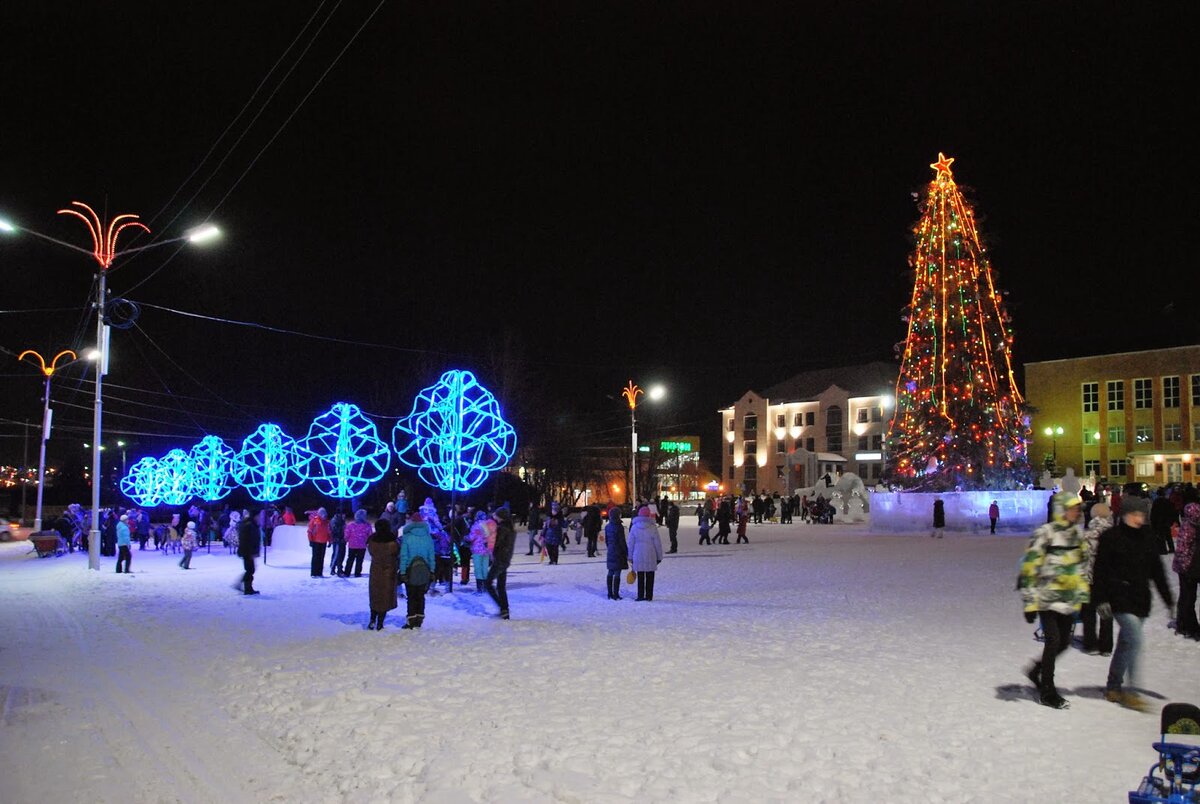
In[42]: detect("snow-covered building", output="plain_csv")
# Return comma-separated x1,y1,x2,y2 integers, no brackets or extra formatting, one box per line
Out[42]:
719,361,898,495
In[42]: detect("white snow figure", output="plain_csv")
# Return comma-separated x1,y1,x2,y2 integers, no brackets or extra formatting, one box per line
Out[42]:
836,494,867,523
1059,467,1081,495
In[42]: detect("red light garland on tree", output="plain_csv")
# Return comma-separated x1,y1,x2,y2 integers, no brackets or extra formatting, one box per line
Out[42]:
883,153,1031,490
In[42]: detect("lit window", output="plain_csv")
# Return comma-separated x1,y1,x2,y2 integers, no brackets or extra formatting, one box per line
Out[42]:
776,413,786,428
1108,426,1125,444
1135,425,1153,444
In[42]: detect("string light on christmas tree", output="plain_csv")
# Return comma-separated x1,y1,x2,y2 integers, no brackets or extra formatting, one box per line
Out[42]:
392,370,516,492
232,423,309,502
883,153,1030,490
305,402,391,498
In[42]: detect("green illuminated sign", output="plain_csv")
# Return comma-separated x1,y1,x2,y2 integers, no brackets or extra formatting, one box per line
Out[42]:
659,440,693,453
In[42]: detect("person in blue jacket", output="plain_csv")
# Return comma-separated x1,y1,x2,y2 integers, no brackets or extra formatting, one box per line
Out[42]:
115,513,133,573
604,507,628,600
399,512,436,629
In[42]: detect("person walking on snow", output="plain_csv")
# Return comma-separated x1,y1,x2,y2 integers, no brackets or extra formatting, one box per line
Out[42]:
399,513,436,629
605,507,628,600
237,510,261,595
115,514,133,573
328,510,347,577
468,511,493,594
666,500,680,553
627,506,664,601
179,521,197,569
1173,502,1200,639
485,507,515,620
1092,495,1174,712
1017,491,1088,709
989,500,1000,534
306,507,330,578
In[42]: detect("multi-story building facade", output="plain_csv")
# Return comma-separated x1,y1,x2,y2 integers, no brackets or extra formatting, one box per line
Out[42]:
1024,345,1200,487
718,362,898,495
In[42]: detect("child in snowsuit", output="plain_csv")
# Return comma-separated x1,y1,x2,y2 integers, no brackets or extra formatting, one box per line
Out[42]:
735,505,749,544
468,511,493,594
179,521,197,569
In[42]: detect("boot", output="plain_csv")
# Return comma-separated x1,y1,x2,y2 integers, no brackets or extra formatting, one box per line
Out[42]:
1038,686,1069,709
1023,662,1042,689
377,613,386,631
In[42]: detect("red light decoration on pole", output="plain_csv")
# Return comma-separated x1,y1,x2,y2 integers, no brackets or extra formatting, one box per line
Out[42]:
56,201,149,269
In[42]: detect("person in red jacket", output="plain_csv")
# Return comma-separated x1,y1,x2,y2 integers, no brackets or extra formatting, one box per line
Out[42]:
989,500,1000,534
306,507,331,578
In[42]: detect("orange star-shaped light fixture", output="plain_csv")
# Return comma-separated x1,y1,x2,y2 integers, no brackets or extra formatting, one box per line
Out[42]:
929,152,955,179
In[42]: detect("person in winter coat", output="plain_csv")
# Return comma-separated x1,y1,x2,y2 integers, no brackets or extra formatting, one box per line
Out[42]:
1091,495,1174,712
735,501,749,544
627,506,665,601
665,501,680,554
931,498,946,538
989,500,1000,534
342,509,372,577
1150,489,1178,554
399,513,436,629
539,502,567,565
380,501,403,536
367,520,399,630
1080,503,1114,655
485,507,515,619
306,508,330,578
1171,502,1199,639
582,505,603,557
716,498,732,544
237,511,261,595
604,507,628,600
328,511,347,577
1017,491,1088,709
115,514,133,573
179,521,198,569
525,504,542,555
468,511,492,594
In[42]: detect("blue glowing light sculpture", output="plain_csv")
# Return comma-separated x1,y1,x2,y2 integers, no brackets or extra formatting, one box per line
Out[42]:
392,370,516,492
154,448,195,506
305,402,391,498
232,423,308,502
120,456,162,507
189,435,237,502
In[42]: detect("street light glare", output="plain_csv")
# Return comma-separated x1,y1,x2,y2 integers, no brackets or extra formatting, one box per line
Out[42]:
186,224,220,244
0,218,16,233
85,348,100,361
647,385,666,401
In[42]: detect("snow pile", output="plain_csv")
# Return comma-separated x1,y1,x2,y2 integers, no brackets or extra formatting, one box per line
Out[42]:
0,521,1192,803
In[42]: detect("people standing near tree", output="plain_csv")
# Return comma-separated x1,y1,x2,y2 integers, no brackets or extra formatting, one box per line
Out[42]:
485,507,515,620
628,506,664,601
665,499,680,554
306,507,330,578
328,510,347,577
539,501,567,565
989,500,1000,534
399,512,436,629
931,498,946,538
1151,488,1178,554
1017,491,1088,709
343,509,372,578
394,490,409,528
1092,496,1174,712
450,504,472,586
468,511,492,594
115,514,132,573
237,509,261,595
282,506,297,526
605,507,628,600
431,508,456,594
583,504,603,558
367,519,399,630
1080,502,1114,655
1173,502,1200,639
179,521,197,569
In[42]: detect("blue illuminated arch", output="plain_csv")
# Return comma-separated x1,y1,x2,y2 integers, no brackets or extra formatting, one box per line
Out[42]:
120,456,162,507
232,423,308,502
189,435,237,502
392,370,516,492
305,402,390,498
155,448,194,506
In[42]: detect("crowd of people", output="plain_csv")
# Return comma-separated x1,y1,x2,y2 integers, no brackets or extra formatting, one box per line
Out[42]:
1017,482,1199,711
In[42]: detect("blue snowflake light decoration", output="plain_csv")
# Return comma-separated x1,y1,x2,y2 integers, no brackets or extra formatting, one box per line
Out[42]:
305,402,391,498
189,435,237,502
155,448,195,505
232,423,309,502
120,456,162,507
392,370,516,492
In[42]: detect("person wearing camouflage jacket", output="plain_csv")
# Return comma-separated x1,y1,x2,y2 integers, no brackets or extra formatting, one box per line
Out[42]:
1017,491,1088,709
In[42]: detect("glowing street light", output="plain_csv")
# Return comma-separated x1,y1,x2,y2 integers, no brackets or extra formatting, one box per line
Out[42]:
17,348,78,532
0,218,16,233
186,223,220,243
1043,425,1064,469
621,380,666,505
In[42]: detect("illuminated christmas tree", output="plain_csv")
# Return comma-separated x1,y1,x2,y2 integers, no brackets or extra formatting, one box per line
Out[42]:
884,153,1031,490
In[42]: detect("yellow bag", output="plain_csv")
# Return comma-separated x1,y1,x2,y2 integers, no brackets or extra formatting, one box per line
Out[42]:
626,569,635,584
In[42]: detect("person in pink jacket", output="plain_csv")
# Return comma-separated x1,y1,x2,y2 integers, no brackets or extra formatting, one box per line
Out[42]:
342,509,373,577
467,511,495,593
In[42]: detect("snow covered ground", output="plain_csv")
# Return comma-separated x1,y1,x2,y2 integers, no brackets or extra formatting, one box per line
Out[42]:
0,519,1192,803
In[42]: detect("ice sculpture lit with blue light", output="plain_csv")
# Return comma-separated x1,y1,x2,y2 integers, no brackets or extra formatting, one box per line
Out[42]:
232,423,309,502
392,370,516,492
305,402,391,498
155,448,195,506
120,456,162,507
189,435,237,502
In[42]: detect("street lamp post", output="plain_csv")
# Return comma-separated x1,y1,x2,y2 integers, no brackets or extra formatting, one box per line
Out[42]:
620,381,665,506
1043,425,1064,470
17,349,77,532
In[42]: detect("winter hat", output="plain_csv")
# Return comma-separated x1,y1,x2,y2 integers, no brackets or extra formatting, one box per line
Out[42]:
318,507,328,518
355,509,367,523
119,514,128,522
186,521,197,530
1122,496,1150,517
608,507,622,522
637,506,652,518
1089,504,1110,520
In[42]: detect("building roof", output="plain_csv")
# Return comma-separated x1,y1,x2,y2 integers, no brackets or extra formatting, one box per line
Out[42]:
754,361,899,406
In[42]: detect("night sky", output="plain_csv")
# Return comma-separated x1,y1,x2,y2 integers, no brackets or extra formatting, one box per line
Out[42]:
1,3,1195,473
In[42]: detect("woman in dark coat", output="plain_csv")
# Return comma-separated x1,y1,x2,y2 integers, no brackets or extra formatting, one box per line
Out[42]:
604,507,628,600
485,508,516,619
931,498,946,538
367,520,399,630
